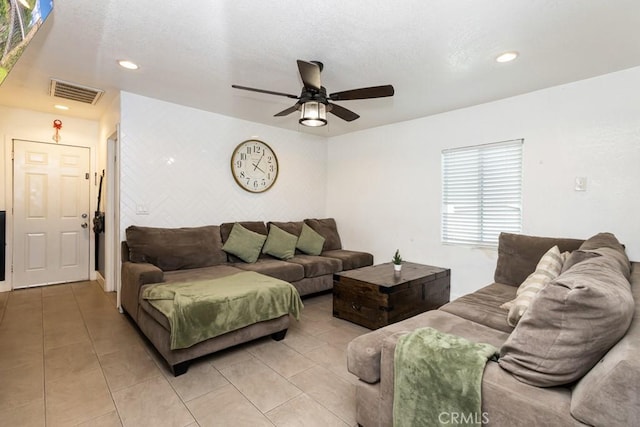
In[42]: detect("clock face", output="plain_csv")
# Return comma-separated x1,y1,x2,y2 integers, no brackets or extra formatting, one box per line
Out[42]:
231,139,279,193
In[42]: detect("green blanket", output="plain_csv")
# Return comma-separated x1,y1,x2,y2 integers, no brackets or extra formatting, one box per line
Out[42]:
393,327,497,427
142,271,303,350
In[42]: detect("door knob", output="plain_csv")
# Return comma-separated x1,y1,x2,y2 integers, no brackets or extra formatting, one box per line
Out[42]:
81,222,88,228
82,213,88,218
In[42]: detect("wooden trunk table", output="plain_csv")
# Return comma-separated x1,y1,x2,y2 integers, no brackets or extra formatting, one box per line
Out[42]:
332,262,450,329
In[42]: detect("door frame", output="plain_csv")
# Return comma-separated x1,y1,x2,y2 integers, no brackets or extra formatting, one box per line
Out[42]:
1,136,12,292
2,137,97,291
104,128,122,306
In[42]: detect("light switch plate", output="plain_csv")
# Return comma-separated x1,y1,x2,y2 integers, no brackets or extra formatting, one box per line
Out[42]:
136,204,149,215
574,177,587,191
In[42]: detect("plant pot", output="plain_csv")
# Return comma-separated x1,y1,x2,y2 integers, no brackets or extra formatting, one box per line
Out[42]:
394,263,402,272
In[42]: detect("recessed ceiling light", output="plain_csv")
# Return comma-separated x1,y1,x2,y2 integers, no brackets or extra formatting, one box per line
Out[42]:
54,104,69,110
118,60,139,70
496,51,519,63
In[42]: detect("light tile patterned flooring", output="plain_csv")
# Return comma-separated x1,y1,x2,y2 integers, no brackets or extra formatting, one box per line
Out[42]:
0,281,370,426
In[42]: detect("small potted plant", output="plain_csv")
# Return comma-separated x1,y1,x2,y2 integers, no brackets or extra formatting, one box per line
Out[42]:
392,249,403,272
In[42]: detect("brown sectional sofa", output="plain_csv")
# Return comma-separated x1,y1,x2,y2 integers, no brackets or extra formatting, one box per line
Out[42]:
121,218,373,375
347,232,639,426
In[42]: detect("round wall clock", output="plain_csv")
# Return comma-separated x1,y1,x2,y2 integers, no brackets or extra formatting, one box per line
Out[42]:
230,139,279,193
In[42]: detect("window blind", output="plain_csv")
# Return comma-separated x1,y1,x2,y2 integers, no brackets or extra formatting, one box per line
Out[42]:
442,139,523,246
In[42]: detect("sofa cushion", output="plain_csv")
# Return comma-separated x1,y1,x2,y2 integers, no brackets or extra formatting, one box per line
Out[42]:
570,262,640,426
262,224,297,260
578,232,631,279
561,250,600,273
499,255,634,387
494,232,583,286
321,249,374,271
222,223,267,263
144,264,247,330
440,283,516,333
286,254,342,278
163,264,246,284
233,258,305,282
501,245,564,326
481,363,577,427
579,231,626,252
305,218,343,251
125,225,227,271
296,223,325,255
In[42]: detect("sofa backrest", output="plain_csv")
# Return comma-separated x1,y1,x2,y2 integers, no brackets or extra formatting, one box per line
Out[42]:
122,241,130,262
268,221,303,237
494,232,584,286
304,218,343,251
125,225,227,271
570,262,640,426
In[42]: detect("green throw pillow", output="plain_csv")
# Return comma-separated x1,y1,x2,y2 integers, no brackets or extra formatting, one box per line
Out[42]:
222,223,267,263
262,224,298,260
296,223,325,256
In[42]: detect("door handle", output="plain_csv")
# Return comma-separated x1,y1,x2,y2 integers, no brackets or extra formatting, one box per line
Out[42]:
81,222,88,229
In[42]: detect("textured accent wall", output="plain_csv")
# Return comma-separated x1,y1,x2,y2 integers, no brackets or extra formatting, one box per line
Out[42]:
119,92,327,236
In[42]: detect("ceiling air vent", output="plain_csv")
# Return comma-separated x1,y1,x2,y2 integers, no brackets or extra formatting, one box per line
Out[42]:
49,79,104,105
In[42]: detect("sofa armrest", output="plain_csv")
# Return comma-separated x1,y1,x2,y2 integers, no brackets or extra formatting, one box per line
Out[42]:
378,331,410,427
121,261,164,321
347,327,400,383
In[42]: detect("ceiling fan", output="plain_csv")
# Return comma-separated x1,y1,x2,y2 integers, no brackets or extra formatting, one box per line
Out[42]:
232,60,394,127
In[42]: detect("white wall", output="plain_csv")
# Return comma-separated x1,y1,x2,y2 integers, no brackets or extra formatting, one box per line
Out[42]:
327,67,640,298
118,92,328,239
0,107,100,291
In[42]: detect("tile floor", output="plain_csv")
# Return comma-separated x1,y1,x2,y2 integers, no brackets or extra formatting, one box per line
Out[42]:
0,281,371,426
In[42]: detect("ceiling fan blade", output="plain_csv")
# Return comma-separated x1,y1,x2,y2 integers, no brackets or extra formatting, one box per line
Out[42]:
297,60,322,91
329,85,395,101
328,103,360,122
274,104,300,117
232,84,299,99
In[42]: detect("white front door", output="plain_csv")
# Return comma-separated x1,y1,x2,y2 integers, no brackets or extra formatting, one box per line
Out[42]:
13,140,91,288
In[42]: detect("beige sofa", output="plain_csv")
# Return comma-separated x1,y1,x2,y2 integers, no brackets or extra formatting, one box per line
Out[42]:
347,232,639,426
121,218,372,375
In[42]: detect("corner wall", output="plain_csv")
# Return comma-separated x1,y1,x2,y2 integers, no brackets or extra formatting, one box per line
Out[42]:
327,67,640,298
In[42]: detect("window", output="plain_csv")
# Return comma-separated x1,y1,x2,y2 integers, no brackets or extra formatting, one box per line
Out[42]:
442,139,523,246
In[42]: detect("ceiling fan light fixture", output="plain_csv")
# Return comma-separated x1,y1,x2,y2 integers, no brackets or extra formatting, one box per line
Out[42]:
299,101,327,127
232,60,393,126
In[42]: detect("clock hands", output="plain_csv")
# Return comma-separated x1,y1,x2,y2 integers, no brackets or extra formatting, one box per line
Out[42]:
251,151,266,174
253,152,265,171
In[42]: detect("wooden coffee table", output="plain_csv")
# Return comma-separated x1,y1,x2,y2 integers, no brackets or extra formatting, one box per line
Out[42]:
332,262,450,329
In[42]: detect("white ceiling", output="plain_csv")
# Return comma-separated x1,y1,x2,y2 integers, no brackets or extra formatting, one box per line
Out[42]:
2,0,640,136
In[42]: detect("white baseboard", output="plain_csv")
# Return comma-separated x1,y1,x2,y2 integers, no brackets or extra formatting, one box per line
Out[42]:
96,271,106,290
